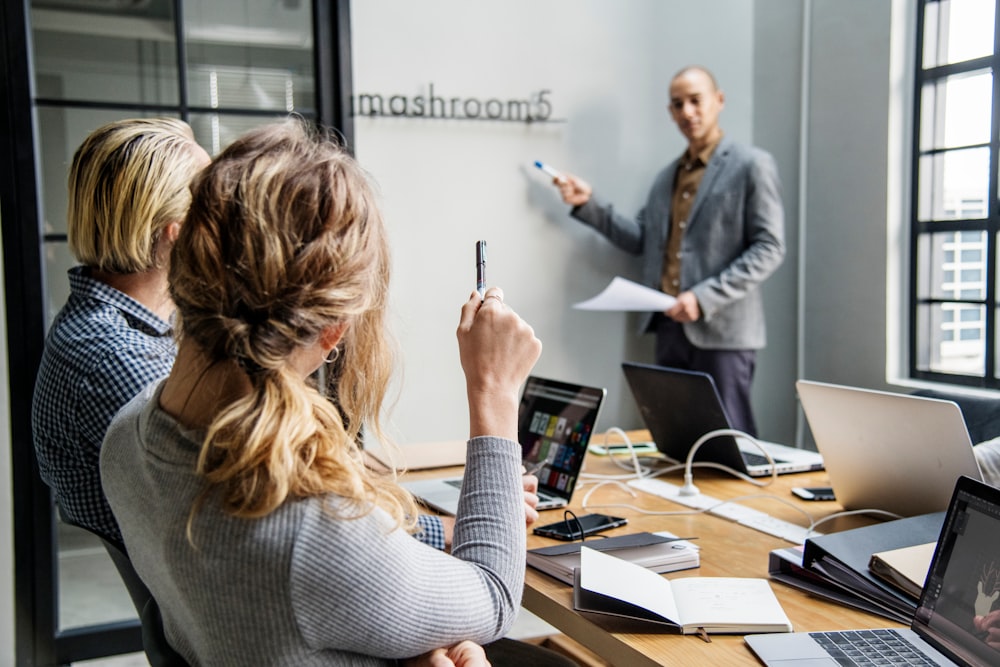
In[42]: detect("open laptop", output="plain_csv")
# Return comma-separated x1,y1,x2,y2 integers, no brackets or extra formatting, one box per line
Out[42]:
621,362,824,477
402,376,606,515
796,380,983,517
746,474,1000,666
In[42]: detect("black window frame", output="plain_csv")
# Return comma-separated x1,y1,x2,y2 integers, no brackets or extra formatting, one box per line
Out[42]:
910,0,1000,389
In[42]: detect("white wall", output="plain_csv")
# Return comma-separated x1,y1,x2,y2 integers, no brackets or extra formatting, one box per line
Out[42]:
351,0,761,444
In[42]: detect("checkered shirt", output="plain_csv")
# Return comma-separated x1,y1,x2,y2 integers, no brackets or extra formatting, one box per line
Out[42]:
416,513,446,550
32,267,175,543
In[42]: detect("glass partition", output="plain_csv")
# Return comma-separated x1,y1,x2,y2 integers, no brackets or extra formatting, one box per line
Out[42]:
14,0,337,661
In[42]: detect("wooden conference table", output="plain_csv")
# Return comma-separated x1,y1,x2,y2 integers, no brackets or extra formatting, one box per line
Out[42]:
401,431,905,667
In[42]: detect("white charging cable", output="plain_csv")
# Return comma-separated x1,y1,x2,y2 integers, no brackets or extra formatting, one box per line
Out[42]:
579,427,666,480
679,428,778,496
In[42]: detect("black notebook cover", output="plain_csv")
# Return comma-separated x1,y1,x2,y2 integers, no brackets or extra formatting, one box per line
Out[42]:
800,511,945,616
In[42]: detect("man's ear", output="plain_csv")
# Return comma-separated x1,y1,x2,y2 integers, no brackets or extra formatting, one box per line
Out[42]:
164,220,182,243
320,322,349,352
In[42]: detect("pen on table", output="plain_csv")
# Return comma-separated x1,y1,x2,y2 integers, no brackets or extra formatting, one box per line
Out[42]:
534,160,565,183
476,239,487,300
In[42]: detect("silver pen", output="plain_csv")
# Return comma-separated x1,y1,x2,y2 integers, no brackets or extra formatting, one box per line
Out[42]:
476,240,487,300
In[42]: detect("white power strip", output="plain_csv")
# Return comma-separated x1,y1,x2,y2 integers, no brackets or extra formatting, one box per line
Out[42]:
628,478,819,544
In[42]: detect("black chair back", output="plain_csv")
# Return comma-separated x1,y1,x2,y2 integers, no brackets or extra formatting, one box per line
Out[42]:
63,518,190,666
142,597,191,667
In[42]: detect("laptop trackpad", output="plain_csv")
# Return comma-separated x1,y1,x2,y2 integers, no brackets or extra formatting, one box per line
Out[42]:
745,633,838,665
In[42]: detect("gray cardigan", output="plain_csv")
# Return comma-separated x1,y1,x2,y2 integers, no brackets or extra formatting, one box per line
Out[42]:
100,381,526,666
572,135,785,350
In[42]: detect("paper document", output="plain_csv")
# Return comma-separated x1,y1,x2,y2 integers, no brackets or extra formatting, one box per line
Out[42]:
573,277,677,312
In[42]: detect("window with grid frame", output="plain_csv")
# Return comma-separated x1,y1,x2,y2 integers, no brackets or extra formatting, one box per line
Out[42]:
911,0,1000,388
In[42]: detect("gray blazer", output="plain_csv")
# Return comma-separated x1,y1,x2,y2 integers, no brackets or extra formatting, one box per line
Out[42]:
572,136,785,350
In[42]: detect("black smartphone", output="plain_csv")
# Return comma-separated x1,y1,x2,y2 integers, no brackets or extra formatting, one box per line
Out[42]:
532,513,628,540
791,486,836,501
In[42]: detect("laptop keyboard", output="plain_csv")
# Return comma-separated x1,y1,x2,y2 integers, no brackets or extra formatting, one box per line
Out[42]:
809,629,939,666
743,451,785,466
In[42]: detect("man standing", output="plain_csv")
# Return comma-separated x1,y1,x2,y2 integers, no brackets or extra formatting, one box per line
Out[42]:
555,65,785,436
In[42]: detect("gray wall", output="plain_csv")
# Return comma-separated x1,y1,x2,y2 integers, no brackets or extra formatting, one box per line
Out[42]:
753,0,806,444
801,0,895,394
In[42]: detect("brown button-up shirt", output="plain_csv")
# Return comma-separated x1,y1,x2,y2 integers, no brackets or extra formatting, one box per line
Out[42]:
660,136,722,296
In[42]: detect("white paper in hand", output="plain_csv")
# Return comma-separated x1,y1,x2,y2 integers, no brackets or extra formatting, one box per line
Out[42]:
573,277,677,312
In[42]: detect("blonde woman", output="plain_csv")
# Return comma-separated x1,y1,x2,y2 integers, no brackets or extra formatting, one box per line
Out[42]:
33,118,209,544
100,119,560,666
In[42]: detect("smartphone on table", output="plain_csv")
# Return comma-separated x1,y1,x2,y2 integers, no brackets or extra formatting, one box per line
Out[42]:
532,513,628,541
588,442,659,456
791,486,836,501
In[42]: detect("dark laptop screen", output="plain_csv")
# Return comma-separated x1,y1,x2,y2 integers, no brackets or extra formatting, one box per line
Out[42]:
620,361,746,469
915,475,1000,666
518,377,605,499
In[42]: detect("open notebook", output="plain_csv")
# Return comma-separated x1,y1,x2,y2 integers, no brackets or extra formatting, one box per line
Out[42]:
746,474,1000,666
622,362,823,476
402,376,606,515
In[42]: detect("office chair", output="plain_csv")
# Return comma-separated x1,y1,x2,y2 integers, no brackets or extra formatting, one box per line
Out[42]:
911,388,1000,444
141,596,190,667
95,530,152,617
61,516,190,666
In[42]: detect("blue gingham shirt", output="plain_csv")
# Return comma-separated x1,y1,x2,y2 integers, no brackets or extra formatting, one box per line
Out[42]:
31,266,449,550
415,514,446,550
32,267,176,544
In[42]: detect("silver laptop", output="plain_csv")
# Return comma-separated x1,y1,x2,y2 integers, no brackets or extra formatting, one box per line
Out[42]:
746,474,1000,666
403,376,606,515
621,362,824,477
796,380,983,517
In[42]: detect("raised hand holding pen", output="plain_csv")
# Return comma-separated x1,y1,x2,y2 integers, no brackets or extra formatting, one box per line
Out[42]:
458,287,542,441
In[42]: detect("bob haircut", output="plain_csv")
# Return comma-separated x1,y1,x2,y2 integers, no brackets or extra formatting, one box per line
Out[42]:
67,117,205,274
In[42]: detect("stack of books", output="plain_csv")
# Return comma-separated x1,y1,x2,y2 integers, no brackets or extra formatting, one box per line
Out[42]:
767,512,943,623
527,531,699,585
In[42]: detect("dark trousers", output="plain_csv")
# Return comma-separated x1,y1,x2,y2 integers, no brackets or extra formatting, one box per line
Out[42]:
653,316,758,437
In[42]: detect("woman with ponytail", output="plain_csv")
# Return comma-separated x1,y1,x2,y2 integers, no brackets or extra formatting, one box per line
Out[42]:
100,118,552,666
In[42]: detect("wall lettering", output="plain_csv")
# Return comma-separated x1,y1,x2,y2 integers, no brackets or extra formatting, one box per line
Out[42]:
353,84,561,123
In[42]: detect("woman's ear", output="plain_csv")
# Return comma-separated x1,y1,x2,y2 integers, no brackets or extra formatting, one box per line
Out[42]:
320,322,349,353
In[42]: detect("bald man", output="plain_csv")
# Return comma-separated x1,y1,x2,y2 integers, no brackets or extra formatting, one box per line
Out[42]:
555,66,785,436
